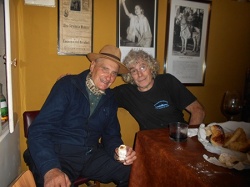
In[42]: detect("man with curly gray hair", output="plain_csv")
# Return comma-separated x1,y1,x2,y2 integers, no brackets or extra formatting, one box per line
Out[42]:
113,49,205,130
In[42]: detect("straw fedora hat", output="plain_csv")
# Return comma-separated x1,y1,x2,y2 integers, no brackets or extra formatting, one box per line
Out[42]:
87,45,129,74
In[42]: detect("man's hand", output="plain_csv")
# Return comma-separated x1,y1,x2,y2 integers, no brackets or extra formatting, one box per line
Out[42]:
115,145,137,165
44,168,71,187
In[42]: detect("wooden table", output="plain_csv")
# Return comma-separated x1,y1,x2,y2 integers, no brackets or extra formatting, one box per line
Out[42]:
129,128,250,187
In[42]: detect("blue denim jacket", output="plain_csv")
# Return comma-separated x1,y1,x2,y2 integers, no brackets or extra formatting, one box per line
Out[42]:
27,70,123,177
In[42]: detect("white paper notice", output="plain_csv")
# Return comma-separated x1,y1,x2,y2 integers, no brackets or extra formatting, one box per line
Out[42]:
25,0,56,7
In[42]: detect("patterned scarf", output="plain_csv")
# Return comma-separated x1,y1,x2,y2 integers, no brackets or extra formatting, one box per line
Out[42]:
85,73,105,96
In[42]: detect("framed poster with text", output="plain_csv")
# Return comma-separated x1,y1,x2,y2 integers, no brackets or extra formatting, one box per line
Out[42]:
58,0,93,55
164,0,211,85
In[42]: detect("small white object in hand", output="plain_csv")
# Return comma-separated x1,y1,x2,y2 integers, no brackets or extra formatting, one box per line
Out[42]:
118,145,127,161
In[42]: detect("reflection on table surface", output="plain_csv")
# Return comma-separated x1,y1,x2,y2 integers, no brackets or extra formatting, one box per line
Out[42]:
129,128,250,187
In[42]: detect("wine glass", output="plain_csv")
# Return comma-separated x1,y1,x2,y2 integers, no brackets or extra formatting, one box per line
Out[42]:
222,91,243,121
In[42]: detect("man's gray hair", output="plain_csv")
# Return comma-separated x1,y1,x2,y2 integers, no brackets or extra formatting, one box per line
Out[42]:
121,49,160,84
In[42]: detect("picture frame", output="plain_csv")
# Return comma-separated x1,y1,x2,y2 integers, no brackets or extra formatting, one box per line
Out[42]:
58,0,93,55
164,0,211,85
117,0,158,60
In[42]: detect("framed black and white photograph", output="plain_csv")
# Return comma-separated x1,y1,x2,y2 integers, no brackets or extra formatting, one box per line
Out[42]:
164,0,211,85
117,0,158,60
58,0,93,55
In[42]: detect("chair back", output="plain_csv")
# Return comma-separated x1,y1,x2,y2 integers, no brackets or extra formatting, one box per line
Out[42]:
10,170,36,187
23,110,40,138
22,110,100,187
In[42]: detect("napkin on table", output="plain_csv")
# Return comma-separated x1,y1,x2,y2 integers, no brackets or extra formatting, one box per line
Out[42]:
187,128,198,137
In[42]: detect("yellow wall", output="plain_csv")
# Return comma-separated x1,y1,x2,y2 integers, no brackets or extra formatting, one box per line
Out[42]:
12,0,250,186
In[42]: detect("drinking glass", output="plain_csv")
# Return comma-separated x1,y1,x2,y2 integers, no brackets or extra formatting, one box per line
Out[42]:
169,122,188,142
222,91,243,121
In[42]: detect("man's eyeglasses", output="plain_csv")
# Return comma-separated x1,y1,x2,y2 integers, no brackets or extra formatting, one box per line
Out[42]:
130,64,148,75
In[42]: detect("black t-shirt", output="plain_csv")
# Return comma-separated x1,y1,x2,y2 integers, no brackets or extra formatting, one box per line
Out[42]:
113,74,196,130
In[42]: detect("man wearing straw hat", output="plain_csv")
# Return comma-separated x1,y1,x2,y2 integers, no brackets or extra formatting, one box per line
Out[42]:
24,45,136,187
